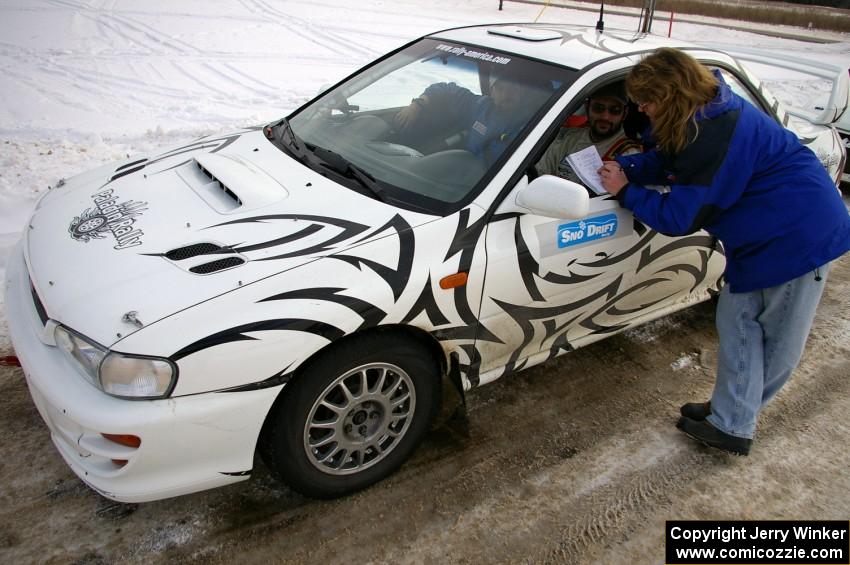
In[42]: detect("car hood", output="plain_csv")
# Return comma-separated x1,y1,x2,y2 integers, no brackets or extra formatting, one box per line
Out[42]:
24,128,433,347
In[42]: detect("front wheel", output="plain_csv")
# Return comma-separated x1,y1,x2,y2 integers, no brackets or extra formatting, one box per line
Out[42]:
259,333,441,498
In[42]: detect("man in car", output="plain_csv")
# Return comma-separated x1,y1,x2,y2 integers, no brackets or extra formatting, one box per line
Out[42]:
394,71,548,166
536,82,641,185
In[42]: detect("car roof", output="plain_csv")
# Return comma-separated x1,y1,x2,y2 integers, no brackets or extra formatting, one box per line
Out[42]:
429,23,705,70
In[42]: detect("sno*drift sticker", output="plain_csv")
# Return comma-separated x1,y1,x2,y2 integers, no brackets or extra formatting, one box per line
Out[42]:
557,214,618,248
69,189,148,250
534,210,631,258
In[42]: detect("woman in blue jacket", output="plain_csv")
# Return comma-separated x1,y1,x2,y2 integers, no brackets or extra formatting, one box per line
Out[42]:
599,48,850,455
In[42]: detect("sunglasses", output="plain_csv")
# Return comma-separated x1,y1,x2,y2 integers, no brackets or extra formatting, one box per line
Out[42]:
588,102,624,116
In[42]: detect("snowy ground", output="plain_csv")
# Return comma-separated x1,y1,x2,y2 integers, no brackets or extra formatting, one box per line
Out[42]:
0,1,849,562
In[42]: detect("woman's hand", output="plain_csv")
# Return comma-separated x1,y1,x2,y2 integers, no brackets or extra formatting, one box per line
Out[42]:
598,161,629,195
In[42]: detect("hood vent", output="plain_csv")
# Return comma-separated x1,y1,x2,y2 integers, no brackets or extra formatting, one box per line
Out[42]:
196,161,242,206
177,153,288,214
164,241,247,275
166,242,228,261
189,257,246,274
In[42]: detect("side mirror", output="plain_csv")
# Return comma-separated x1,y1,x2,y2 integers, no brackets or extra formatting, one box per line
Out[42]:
496,175,590,219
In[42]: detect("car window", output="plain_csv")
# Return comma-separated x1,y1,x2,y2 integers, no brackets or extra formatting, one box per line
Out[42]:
348,56,481,112
283,38,576,214
714,67,764,110
533,80,642,197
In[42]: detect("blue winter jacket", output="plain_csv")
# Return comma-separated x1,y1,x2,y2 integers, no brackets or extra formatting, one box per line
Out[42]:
423,82,529,165
615,76,850,292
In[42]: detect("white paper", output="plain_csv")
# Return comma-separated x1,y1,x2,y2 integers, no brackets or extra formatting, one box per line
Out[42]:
565,145,607,195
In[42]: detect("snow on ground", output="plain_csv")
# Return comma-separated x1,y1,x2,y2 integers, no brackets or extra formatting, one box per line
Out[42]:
1,0,849,351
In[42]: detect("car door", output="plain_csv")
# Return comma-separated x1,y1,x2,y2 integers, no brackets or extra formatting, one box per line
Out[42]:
473,189,645,384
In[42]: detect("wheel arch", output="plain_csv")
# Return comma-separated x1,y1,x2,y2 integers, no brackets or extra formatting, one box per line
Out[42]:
256,323,449,448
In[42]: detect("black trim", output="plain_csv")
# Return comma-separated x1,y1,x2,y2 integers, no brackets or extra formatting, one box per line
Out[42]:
208,214,369,262
259,287,387,330
331,214,415,301
220,372,291,393
401,276,451,326
109,165,146,182
219,470,251,477
171,319,345,361
114,158,148,172
232,224,323,253
30,279,48,325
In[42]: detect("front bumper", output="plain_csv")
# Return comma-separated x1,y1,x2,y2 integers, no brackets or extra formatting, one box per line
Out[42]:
5,241,282,502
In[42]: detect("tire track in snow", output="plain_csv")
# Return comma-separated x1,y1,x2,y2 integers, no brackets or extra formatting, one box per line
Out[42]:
2,45,346,111
200,61,281,99
44,0,202,56
169,60,240,101
0,44,261,119
534,451,710,564
0,43,188,100
243,0,375,60
239,0,351,59
289,0,480,28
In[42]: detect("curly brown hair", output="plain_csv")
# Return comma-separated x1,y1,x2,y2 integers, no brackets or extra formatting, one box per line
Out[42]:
626,48,718,154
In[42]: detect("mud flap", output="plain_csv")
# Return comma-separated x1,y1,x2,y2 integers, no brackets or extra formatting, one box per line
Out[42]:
434,352,470,438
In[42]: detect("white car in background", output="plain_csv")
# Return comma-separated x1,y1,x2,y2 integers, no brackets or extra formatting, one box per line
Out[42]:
6,23,846,502
699,43,849,188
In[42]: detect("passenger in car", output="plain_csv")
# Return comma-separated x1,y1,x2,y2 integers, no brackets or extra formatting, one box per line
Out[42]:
598,47,850,457
393,71,550,165
535,82,642,188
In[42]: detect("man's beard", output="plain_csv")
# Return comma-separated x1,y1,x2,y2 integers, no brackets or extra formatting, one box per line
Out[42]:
590,120,618,141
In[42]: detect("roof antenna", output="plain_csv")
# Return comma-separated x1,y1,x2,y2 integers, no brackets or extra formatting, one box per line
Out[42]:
596,2,605,32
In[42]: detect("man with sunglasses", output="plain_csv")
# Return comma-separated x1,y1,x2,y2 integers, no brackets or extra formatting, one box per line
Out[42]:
536,82,641,187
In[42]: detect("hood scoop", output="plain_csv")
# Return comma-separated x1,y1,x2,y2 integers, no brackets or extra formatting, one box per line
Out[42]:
177,153,289,214
165,242,247,275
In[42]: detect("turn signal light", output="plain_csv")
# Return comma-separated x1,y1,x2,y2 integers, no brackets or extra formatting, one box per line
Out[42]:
102,433,141,467
101,433,142,448
439,272,468,289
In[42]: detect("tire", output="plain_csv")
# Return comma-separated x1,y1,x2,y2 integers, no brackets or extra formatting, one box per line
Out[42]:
259,333,441,498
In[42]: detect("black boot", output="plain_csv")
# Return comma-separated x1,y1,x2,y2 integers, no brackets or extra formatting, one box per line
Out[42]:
676,416,751,456
679,401,711,421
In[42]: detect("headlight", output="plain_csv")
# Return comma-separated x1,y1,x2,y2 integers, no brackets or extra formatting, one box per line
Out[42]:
54,325,177,399
99,353,176,399
55,325,106,387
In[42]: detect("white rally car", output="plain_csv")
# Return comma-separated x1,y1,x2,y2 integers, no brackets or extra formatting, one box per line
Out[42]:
6,23,846,502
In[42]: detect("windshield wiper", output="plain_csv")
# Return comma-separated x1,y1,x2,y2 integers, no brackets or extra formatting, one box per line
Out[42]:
266,118,307,162
265,122,388,203
310,145,388,203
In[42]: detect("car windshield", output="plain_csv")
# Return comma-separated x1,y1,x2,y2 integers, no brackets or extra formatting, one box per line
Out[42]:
272,38,575,214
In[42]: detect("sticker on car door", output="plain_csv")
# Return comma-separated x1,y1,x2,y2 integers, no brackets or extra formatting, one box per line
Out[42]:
535,209,633,257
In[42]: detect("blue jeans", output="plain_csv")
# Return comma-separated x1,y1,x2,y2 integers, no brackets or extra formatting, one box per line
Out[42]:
706,265,829,439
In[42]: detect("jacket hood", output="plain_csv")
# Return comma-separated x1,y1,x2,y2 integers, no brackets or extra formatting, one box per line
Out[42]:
699,70,741,121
